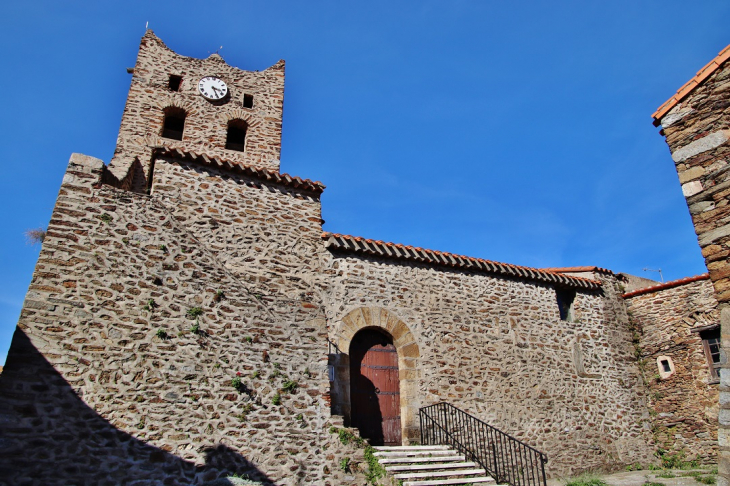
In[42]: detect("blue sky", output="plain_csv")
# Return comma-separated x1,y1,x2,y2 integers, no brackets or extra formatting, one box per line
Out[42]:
1,1,728,363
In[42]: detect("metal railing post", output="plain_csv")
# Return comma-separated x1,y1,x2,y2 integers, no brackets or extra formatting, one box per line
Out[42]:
419,409,422,445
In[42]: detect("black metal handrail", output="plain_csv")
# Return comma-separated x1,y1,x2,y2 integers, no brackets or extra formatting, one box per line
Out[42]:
419,402,547,486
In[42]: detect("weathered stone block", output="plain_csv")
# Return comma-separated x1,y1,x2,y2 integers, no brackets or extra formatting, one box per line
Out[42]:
684,180,705,197
673,130,730,163
699,223,730,247
400,342,420,358
680,166,706,183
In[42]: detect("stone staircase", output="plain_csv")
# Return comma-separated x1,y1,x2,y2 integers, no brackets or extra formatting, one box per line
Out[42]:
373,445,496,486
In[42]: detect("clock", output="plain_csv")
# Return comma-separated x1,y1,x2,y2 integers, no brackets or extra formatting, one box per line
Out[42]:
198,76,229,101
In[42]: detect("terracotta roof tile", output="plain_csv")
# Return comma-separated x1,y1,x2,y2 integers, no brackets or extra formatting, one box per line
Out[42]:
652,44,730,125
154,146,325,193
622,273,709,299
322,232,601,290
540,266,615,275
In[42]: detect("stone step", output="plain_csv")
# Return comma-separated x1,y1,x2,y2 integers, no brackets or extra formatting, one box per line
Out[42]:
378,455,466,464
403,477,495,486
374,445,452,451
374,446,494,486
385,461,479,472
374,449,459,458
394,468,487,480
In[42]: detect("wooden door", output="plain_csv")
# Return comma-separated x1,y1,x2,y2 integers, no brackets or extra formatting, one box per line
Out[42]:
350,330,402,446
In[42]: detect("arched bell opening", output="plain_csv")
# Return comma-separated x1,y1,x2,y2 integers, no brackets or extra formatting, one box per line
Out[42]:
225,119,248,152
161,107,186,141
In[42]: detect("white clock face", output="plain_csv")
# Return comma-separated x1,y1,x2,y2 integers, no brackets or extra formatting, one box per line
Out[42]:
198,76,228,100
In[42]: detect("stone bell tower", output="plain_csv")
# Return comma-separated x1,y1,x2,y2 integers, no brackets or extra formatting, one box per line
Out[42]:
109,30,285,191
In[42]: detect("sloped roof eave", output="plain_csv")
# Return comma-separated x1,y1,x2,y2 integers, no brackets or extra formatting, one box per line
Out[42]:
322,232,602,290
622,273,710,299
153,146,325,193
652,44,730,125
540,266,614,276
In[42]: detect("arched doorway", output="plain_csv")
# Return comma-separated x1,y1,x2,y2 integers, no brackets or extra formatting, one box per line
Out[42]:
349,329,402,446
329,307,420,443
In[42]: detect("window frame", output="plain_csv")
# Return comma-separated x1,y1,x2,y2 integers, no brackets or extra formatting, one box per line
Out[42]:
692,324,721,384
161,107,186,141
555,287,576,322
225,119,248,152
168,74,183,92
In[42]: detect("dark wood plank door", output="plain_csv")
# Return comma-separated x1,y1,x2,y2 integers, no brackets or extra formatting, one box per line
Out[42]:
350,330,402,446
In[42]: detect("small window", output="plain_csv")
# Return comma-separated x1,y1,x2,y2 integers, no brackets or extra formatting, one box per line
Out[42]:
656,355,675,379
168,75,182,92
226,119,248,152
161,107,186,141
243,94,254,109
660,360,671,373
700,328,722,382
556,288,576,322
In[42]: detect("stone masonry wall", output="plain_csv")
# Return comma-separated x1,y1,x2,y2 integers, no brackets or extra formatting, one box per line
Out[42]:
625,278,719,463
0,150,660,484
659,64,730,303
0,153,367,486
323,255,656,477
655,55,730,484
110,31,285,187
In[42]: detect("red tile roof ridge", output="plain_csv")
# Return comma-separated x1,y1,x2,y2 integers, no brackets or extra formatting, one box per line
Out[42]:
541,266,615,275
622,273,710,299
652,44,730,124
154,146,326,193
321,232,601,289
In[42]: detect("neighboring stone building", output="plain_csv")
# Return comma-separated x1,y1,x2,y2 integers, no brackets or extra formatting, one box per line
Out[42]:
624,274,720,463
0,31,724,485
652,43,730,486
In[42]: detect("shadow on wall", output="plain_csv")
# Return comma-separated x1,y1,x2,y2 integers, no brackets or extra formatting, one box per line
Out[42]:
0,329,274,486
350,375,384,445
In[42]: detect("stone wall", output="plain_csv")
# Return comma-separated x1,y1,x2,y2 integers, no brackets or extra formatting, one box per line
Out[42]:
624,277,719,463
653,48,730,484
657,63,730,303
0,152,660,483
323,252,656,476
0,153,366,486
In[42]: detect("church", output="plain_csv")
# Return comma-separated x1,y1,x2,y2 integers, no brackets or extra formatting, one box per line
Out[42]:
0,31,724,485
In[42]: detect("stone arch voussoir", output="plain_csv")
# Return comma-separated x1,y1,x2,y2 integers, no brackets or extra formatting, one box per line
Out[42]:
155,94,199,117
219,108,261,128
336,307,419,365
